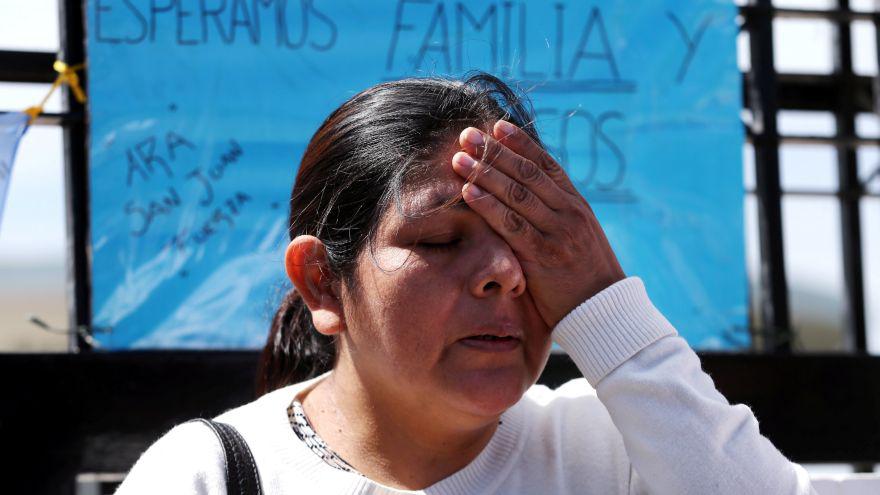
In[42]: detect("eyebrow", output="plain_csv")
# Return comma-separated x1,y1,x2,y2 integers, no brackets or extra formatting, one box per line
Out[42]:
423,191,471,213
397,187,472,222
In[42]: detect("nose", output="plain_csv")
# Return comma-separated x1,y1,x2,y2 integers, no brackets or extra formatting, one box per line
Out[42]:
469,237,527,298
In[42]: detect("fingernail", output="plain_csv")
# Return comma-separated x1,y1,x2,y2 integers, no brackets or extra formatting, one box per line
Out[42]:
462,128,484,147
463,182,482,198
453,152,475,172
496,120,515,136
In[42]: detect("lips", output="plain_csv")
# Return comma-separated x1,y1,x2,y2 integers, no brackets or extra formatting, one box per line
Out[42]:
458,326,522,352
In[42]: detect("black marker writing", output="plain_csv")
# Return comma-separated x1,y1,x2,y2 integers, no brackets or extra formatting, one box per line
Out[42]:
554,3,564,79
387,0,430,71
125,132,195,186
186,168,215,206
305,0,337,51
166,130,196,160
124,186,182,237
385,1,633,93
164,191,253,251
667,11,712,83
559,110,626,191
182,138,244,206
501,1,511,77
455,3,497,72
414,2,451,73
208,139,243,181
121,134,247,242
531,107,628,197
93,0,338,50
568,6,618,80
591,111,626,191
96,0,148,43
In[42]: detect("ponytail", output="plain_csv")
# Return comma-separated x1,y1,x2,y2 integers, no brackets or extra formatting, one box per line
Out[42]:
256,289,335,395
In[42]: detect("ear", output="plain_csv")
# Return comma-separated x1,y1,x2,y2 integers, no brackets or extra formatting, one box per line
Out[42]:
284,235,345,336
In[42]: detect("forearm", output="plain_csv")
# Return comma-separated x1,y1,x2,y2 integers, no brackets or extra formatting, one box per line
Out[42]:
553,277,816,495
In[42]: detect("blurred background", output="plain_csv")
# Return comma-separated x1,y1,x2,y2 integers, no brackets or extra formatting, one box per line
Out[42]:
0,0,66,353
1,0,879,489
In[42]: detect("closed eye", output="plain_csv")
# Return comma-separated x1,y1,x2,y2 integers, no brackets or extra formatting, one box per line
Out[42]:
417,238,461,251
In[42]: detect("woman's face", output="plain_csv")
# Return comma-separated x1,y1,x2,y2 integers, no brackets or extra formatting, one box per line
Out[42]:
338,138,553,421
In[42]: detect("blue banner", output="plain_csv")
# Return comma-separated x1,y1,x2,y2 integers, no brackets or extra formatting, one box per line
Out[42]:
87,0,746,349
0,112,29,233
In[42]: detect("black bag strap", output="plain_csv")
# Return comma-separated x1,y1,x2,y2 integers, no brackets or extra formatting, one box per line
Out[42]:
190,418,263,495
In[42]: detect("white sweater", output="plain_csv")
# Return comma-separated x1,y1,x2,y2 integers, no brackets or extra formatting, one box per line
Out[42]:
115,277,818,494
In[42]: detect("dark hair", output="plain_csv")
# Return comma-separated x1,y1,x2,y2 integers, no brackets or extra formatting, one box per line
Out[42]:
256,72,545,395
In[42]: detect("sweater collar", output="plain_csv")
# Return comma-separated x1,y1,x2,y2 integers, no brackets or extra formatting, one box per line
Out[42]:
265,373,530,495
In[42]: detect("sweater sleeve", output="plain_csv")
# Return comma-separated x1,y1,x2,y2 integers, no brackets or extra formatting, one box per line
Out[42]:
114,421,227,495
552,276,818,495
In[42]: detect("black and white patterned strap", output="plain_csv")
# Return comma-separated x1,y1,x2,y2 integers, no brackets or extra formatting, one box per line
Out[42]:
190,418,263,495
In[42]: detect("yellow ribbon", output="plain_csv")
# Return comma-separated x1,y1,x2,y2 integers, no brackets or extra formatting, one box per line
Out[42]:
24,61,87,124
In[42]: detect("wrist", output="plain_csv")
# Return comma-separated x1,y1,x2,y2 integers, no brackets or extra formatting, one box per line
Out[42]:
552,276,676,385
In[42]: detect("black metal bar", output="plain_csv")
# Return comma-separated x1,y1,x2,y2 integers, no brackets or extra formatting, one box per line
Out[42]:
0,50,57,83
777,74,876,111
59,0,92,352
741,6,878,22
744,0,793,352
744,126,880,145
742,73,875,112
29,111,83,126
747,134,879,146
833,0,868,353
744,188,880,199
0,110,82,126
874,13,880,119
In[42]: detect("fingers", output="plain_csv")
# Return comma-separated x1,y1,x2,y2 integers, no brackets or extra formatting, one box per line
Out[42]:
452,151,555,230
460,182,544,253
492,120,579,196
458,127,566,210
452,122,588,256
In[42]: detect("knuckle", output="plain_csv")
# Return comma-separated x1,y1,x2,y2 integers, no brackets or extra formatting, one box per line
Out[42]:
507,181,530,206
503,208,526,233
538,153,559,174
516,158,541,183
572,207,593,225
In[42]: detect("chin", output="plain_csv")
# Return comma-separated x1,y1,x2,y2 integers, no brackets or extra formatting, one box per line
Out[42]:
451,365,532,418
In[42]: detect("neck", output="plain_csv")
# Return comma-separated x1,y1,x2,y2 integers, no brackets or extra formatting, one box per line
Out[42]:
301,358,499,490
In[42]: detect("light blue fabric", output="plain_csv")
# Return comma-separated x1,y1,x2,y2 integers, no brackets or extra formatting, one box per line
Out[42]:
0,112,29,233
86,0,746,349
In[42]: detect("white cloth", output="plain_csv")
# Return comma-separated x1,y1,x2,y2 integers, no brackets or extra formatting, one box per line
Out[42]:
115,277,818,494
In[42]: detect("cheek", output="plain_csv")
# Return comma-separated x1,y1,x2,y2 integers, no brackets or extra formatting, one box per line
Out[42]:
353,249,465,358
519,293,554,378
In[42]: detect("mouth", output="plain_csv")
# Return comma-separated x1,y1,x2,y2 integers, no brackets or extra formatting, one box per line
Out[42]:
458,330,522,352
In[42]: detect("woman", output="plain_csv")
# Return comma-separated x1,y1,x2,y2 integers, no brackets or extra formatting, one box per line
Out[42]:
116,73,816,494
